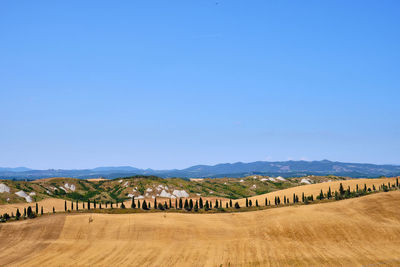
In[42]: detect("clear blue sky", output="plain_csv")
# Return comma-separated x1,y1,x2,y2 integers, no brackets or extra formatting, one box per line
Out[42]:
1,1,399,169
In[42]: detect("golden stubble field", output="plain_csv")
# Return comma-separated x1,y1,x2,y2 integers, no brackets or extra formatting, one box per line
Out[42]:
1,189,400,266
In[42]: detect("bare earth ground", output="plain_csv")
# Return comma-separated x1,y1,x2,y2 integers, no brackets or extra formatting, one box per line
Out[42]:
1,191,400,266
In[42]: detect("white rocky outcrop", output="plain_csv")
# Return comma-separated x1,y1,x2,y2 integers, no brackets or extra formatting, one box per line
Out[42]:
239,179,244,183
29,192,36,196
159,190,172,198
64,183,76,191
172,189,189,198
146,188,153,192
0,183,10,193
301,178,311,184
260,178,269,182
276,176,286,181
123,181,129,187
137,195,144,199
15,190,32,203
268,178,276,182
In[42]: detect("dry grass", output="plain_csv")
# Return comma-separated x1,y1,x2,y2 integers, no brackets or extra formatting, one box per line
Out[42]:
1,190,400,266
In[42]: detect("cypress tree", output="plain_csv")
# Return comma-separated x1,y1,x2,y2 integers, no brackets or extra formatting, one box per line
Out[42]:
319,189,324,200
249,200,252,207
205,200,209,211
302,192,305,202
200,198,204,209
76,200,79,210
138,200,141,209
265,197,268,206
226,202,228,208
179,198,183,209
120,202,126,209
53,206,55,213
99,203,102,209
234,202,240,209
219,199,222,208
339,183,344,196
142,200,148,210
175,199,178,209
295,195,299,203
284,196,286,204
364,184,367,192
215,199,219,208
229,199,232,208
397,178,399,187
194,200,199,212
88,200,91,210
83,202,85,209
189,199,193,210
356,184,359,192
41,206,43,215
169,199,172,209
164,201,168,210
71,201,74,210
373,185,376,191
148,202,151,209
327,187,332,199
246,198,249,207
256,200,259,207
154,198,157,209
16,208,21,220
27,206,33,218
293,193,296,203
36,203,38,214
277,196,281,205
65,200,67,211
94,200,96,209
184,199,189,211
210,201,212,209
274,196,277,205
24,207,26,217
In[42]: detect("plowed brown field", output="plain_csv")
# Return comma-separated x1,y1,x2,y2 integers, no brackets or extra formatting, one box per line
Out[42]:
1,190,400,266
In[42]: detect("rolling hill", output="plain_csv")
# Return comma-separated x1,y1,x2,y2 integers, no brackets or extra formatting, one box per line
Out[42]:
1,190,400,266
1,160,400,179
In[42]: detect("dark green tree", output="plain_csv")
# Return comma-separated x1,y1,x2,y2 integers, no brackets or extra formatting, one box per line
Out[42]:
189,199,193,210
41,206,43,215
175,199,178,209
53,206,55,213
184,199,189,211
71,201,74,210
219,200,222,208
319,189,324,200
88,200,91,210
24,207,26,217
234,202,240,209
65,200,67,211
169,199,172,209
246,198,249,207
36,203,38,214
154,198,157,209
327,187,332,199
215,199,219,208
138,200,141,209
179,198,183,209
302,192,305,202
16,208,21,220
164,201,168,210
256,200,259,207
229,199,232,208
76,200,79,210
339,183,345,196
249,199,252,207
194,200,199,212
226,202,228,208
27,206,34,218
99,203,102,209
205,200,210,211
120,202,126,209
131,197,136,208
94,200,96,209
142,200,148,210
200,198,204,209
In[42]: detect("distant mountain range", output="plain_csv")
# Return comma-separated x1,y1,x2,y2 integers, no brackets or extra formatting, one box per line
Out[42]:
1,160,400,180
